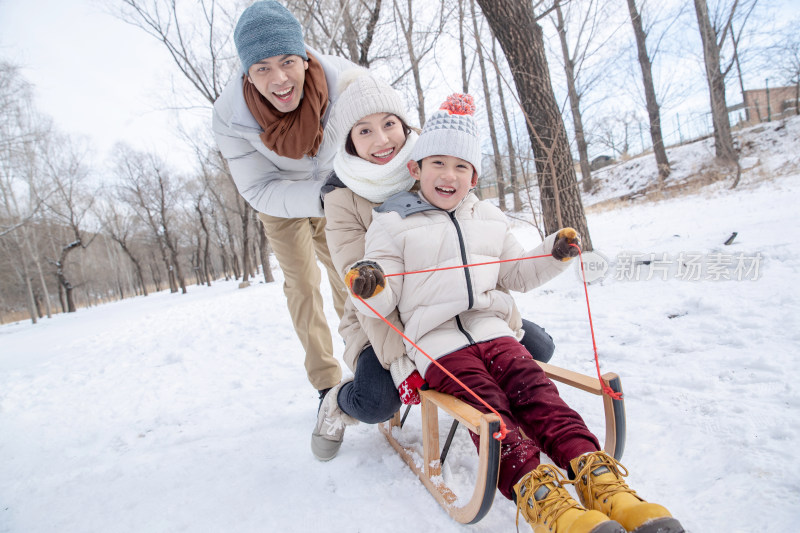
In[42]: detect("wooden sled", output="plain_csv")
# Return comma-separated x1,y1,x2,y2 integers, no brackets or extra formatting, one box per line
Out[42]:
378,362,626,524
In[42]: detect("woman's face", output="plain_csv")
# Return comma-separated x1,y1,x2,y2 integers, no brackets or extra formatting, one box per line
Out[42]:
349,113,407,165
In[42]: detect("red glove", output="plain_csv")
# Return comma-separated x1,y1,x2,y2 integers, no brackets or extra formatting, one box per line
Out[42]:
398,370,427,405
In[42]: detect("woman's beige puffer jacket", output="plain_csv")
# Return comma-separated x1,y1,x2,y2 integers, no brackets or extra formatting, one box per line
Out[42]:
323,184,407,373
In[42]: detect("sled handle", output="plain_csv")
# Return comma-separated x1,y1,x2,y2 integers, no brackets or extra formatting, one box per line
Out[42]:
537,362,626,460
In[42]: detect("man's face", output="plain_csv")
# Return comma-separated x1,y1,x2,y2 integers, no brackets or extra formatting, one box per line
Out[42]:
247,54,309,113
408,156,478,211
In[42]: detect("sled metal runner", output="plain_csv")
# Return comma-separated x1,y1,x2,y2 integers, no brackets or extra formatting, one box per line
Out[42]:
378,362,625,524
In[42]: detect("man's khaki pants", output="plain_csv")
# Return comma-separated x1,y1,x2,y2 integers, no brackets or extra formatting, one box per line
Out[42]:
258,213,348,391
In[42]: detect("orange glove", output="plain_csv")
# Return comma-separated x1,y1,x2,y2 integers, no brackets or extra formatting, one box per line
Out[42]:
345,261,386,299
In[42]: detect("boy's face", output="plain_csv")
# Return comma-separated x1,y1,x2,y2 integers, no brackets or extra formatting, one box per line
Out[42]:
408,155,478,211
247,54,309,113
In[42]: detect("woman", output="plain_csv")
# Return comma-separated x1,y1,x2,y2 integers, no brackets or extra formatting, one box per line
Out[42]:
311,70,555,461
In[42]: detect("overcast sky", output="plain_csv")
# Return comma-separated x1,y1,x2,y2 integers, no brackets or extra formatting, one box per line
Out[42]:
1,0,798,176
0,0,197,172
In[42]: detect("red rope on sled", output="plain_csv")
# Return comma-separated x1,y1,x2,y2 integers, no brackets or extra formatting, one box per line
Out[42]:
352,245,622,442
382,253,553,278
353,292,510,441
571,244,623,400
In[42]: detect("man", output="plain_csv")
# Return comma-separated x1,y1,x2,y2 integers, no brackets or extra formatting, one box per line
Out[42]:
212,1,354,431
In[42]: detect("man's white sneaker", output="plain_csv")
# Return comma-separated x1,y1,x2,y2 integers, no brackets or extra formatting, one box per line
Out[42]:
311,379,358,461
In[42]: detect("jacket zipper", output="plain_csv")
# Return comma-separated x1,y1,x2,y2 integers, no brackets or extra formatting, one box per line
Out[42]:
448,211,475,345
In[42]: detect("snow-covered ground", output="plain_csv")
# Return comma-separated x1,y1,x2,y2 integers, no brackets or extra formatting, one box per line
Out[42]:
2,118,799,532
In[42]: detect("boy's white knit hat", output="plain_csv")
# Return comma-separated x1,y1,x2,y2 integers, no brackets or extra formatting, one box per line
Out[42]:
410,93,481,175
330,69,409,144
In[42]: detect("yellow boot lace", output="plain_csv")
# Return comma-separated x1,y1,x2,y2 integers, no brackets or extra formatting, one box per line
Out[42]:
515,465,584,533
572,452,642,507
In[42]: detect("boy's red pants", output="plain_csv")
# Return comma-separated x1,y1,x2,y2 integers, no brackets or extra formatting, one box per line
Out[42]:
425,336,600,500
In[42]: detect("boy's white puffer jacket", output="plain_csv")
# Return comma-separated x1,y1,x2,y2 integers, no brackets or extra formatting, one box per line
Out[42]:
353,191,570,378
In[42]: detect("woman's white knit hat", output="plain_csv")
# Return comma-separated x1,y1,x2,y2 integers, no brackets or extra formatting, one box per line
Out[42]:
410,93,481,175
329,69,409,144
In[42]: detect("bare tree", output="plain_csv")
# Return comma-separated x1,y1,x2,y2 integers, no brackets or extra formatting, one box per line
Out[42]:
769,18,800,115
470,0,507,209
490,37,523,211
289,0,384,67
475,0,592,248
115,0,240,106
116,0,267,283
112,145,187,294
41,136,98,313
591,110,641,159
0,61,55,322
391,0,446,126
457,0,470,93
97,198,150,297
693,0,757,169
0,61,50,238
626,0,673,185
187,181,213,286
552,0,618,193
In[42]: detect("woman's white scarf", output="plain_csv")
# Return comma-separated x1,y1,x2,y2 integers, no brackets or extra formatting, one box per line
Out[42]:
333,132,418,204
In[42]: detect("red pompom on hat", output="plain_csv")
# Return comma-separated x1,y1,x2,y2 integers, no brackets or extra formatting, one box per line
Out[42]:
440,93,476,116
411,92,481,174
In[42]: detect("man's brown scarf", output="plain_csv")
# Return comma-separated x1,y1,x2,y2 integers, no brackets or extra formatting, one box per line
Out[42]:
242,52,329,160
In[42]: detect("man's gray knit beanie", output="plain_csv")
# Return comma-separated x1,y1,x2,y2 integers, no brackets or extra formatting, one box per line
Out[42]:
410,93,481,175
234,1,308,73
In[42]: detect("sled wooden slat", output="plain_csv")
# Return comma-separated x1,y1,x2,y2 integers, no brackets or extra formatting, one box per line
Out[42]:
419,389,485,431
379,390,501,524
379,362,626,524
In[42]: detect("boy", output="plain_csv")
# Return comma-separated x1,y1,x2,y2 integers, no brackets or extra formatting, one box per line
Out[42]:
345,94,683,533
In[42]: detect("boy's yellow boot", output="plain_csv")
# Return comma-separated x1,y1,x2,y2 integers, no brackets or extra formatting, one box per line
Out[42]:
514,464,625,533
570,452,684,533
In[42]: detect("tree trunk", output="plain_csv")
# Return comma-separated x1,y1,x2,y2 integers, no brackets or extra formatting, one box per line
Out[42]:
458,0,470,93
149,253,162,292
395,0,427,126
22,258,38,324
158,196,186,294
491,38,522,212
115,238,148,296
30,241,53,318
470,0,506,209
196,203,212,286
475,0,592,249
255,210,275,283
54,241,81,312
694,0,737,165
555,0,593,194
627,0,671,184
239,203,253,283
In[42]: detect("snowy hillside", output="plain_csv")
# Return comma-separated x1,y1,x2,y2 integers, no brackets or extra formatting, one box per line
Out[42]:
583,115,800,207
2,118,800,533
